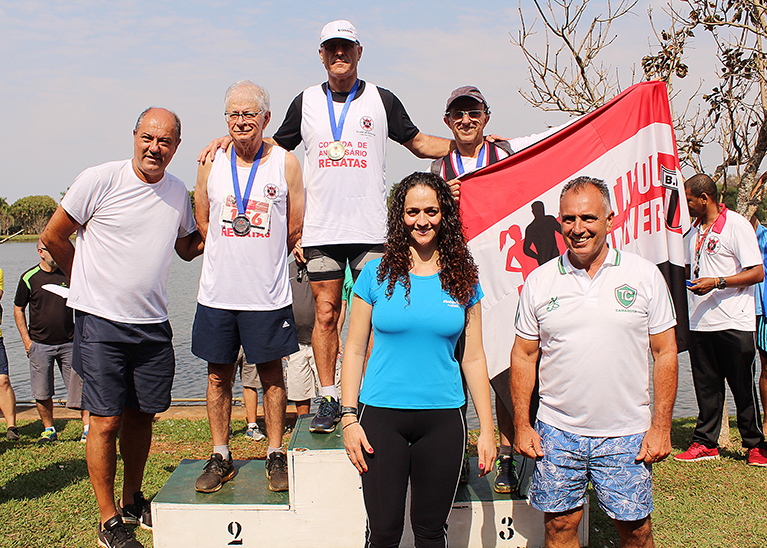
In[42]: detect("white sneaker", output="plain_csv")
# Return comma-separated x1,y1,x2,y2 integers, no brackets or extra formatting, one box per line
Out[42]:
245,424,266,441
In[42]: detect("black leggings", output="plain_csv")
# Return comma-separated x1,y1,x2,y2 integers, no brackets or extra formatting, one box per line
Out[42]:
359,405,465,548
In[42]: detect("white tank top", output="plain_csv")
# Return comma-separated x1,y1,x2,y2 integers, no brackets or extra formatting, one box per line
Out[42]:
299,83,389,246
197,146,292,311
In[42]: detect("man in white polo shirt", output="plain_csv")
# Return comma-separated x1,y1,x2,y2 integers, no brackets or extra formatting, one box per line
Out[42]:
511,176,678,548
676,173,767,466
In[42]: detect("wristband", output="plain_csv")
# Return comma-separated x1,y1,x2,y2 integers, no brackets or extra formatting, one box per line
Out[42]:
342,420,359,430
341,406,358,417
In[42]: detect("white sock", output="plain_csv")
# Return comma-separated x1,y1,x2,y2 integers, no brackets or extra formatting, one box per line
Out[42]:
213,445,230,460
266,446,284,457
320,385,338,399
247,422,257,429
45,426,56,433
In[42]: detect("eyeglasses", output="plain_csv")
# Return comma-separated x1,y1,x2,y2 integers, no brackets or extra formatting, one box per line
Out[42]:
446,109,488,121
224,111,262,122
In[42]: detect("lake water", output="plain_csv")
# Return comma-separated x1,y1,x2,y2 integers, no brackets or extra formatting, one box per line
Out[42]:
0,241,748,427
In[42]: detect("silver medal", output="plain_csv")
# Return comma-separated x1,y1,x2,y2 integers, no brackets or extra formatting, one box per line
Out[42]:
232,215,251,236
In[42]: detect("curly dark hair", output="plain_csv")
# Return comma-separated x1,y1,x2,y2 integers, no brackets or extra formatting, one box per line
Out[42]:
377,171,479,305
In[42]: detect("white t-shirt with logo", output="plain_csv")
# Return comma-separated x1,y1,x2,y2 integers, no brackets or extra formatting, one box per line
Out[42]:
297,83,389,247
684,208,762,332
62,160,196,324
515,247,677,437
197,147,292,311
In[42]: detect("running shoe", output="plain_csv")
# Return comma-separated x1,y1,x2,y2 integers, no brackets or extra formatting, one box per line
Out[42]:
493,454,520,494
674,443,720,462
265,451,289,492
38,429,58,443
245,424,266,442
195,453,235,493
119,491,152,530
5,426,19,441
309,396,340,433
747,447,767,467
98,515,143,548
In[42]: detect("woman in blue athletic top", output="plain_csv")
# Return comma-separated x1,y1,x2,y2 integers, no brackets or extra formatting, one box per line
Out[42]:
340,172,496,548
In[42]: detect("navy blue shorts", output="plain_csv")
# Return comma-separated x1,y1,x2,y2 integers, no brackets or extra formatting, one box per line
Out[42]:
191,303,299,364
73,311,176,416
0,337,8,376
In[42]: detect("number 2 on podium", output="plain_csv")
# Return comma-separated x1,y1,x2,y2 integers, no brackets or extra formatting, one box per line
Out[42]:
228,521,243,545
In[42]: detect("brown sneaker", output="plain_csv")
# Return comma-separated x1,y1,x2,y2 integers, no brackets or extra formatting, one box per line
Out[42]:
195,453,235,493
266,451,288,492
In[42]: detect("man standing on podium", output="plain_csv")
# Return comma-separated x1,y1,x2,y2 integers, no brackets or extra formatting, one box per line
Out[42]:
192,80,303,494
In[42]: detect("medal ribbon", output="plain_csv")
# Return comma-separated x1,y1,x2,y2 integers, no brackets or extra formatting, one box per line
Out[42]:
454,143,486,176
693,206,724,278
231,143,265,215
327,79,360,142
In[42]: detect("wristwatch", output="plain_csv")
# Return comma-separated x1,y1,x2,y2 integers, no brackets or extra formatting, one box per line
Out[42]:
340,406,358,417
716,276,727,290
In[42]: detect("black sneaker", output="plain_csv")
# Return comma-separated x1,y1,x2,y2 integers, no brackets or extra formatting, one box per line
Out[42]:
98,515,144,548
493,454,520,494
119,491,152,530
265,451,289,492
309,396,340,433
5,426,19,441
195,453,235,493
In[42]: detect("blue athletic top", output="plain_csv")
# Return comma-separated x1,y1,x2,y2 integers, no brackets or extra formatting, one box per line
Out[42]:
353,258,483,409
755,223,767,316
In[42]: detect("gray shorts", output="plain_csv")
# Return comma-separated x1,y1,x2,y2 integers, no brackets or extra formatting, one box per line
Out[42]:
28,341,83,409
284,343,341,401
304,244,384,282
235,348,262,390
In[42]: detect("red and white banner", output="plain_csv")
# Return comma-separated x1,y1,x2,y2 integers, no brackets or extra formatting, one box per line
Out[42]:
460,81,691,381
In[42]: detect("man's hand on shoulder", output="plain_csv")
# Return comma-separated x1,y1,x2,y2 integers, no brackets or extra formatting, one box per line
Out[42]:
197,135,232,164
636,424,672,463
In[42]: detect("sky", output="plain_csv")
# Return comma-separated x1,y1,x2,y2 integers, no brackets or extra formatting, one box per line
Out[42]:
0,0,717,205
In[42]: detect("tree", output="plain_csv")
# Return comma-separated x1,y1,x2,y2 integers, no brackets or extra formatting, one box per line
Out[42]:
513,0,767,218
8,195,57,234
0,197,13,235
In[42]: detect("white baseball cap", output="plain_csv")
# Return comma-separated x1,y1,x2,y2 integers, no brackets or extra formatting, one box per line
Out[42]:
320,20,360,46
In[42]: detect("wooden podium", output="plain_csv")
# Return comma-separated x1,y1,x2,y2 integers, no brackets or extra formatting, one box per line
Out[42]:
151,416,588,547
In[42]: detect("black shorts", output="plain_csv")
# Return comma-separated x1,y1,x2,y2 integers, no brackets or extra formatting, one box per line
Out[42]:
304,244,384,282
73,311,175,416
191,303,299,364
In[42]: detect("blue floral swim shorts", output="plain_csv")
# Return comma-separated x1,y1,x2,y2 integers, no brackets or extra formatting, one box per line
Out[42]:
529,421,653,521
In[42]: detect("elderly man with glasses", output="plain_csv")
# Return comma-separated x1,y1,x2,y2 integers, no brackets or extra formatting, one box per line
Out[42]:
192,80,304,494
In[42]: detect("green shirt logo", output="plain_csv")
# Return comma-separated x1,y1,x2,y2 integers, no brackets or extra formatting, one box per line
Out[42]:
546,297,560,312
615,284,637,308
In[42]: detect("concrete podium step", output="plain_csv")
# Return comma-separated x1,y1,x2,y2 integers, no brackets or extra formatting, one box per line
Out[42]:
152,416,588,547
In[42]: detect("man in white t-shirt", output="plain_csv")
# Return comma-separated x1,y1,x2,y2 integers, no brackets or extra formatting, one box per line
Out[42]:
512,177,678,548
41,108,203,548
676,173,767,466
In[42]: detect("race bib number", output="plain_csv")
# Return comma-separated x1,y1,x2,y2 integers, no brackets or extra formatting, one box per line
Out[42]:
219,194,272,234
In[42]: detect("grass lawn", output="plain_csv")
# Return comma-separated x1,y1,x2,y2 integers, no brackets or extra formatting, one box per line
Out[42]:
1,416,765,547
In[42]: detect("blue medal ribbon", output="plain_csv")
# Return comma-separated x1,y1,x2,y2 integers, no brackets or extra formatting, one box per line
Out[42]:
231,143,265,215
326,79,360,142
454,143,486,176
